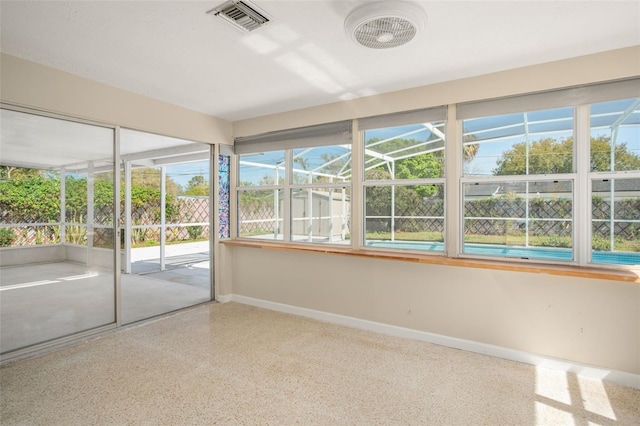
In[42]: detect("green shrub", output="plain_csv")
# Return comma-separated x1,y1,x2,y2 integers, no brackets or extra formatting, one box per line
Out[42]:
0,228,16,247
187,225,203,240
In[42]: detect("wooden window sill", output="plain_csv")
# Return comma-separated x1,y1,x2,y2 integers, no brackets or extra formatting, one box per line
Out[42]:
220,239,640,284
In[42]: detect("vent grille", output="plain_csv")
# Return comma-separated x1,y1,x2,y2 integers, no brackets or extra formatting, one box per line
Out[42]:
353,17,417,49
207,0,270,32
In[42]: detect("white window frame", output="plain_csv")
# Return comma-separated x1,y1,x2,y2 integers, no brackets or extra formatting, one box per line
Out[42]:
360,108,447,253
585,98,640,266
457,79,640,267
234,121,352,245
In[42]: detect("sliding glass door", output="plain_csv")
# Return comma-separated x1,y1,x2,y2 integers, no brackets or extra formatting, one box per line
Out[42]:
0,108,117,354
0,109,215,357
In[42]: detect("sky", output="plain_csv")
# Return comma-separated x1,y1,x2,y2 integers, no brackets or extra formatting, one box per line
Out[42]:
165,160,210,188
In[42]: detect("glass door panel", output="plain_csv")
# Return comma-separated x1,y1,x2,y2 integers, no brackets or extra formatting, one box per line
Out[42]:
119,129,211,324
0,108,116,354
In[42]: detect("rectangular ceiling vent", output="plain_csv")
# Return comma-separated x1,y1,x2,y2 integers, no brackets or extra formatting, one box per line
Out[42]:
207,1,271,32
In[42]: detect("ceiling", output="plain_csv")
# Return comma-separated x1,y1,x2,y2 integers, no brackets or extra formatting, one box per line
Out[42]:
1,1,639,123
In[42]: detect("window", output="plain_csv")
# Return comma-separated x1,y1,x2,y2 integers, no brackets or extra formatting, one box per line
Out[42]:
231,80,639,268
360,108,446,251
589,98,640,265
461,107,575,261
291,145,350,243
235,121,352,244
237,150,285,240
458,79,640,265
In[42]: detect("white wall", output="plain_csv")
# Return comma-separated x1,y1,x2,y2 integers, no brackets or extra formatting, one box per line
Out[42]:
1,53,232,145
230,247,639,375
234,46,640,137
228,46,640,376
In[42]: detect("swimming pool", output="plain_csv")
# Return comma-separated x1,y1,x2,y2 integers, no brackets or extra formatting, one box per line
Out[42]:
365,241,640,266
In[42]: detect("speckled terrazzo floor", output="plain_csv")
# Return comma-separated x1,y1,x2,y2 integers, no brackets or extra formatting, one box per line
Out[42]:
1,302,639,425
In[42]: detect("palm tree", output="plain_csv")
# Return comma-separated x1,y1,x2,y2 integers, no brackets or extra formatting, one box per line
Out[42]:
462,133,479,163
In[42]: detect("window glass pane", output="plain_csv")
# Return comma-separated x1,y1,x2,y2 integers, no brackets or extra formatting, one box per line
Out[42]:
0,168,62,246
365,184,444,251
292,145,351,183
238,151,285,186
463,108,574,176
291,187,350,244
590,99,640,172
93,170,115,249
64,172,88,245
120,130,212,324
167,160,209,227
591,178,640,265
237,189,284,240
364,122,445,180
463,180,573,261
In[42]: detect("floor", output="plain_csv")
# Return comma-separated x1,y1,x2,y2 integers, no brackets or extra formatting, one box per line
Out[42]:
0,261,210,354
1,302,639,425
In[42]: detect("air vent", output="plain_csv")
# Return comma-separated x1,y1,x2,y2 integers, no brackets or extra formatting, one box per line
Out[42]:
207,0,271,32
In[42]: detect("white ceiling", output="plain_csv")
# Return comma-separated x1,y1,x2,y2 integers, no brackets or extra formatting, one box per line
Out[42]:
1,1,639,123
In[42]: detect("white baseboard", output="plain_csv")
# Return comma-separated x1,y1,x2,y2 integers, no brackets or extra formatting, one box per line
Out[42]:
228,294,640,389
216,294,233,303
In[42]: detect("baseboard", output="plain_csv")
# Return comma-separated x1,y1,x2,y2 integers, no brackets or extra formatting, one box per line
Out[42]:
216,294,233,303
228,294,640,389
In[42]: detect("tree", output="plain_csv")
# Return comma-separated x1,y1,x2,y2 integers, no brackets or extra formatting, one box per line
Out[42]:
395,154,441,180
590,136,640,172
493,136,640,175
395,154,441,198
185,175,209,196
131,168,183,195
366,137,444,180
462,133,480,164
320,152,350,177
493,137,573,175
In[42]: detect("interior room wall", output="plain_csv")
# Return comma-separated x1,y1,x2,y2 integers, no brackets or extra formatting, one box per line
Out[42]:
233,46,640,137
230,247,639,376
1,47,638,378
0,53,232,145
228,46,640,378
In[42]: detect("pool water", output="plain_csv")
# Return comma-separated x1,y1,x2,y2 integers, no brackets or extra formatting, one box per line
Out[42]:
365,241,640,266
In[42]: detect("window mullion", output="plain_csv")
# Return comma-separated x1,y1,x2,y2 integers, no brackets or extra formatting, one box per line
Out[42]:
231,155,238,239
283,150,292,242
576,104,590,265
460,174,575,183
446,104,460,257
351,119,363,249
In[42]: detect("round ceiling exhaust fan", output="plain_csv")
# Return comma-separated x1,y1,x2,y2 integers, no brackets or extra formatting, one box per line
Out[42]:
345,1,427,49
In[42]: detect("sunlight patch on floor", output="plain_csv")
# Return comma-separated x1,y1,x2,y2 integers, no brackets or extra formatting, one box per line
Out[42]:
534,367,617,424
577,375,616,420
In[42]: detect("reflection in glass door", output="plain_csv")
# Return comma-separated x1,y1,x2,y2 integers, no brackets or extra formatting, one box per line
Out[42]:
0,108,117,355
119,129,212,324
